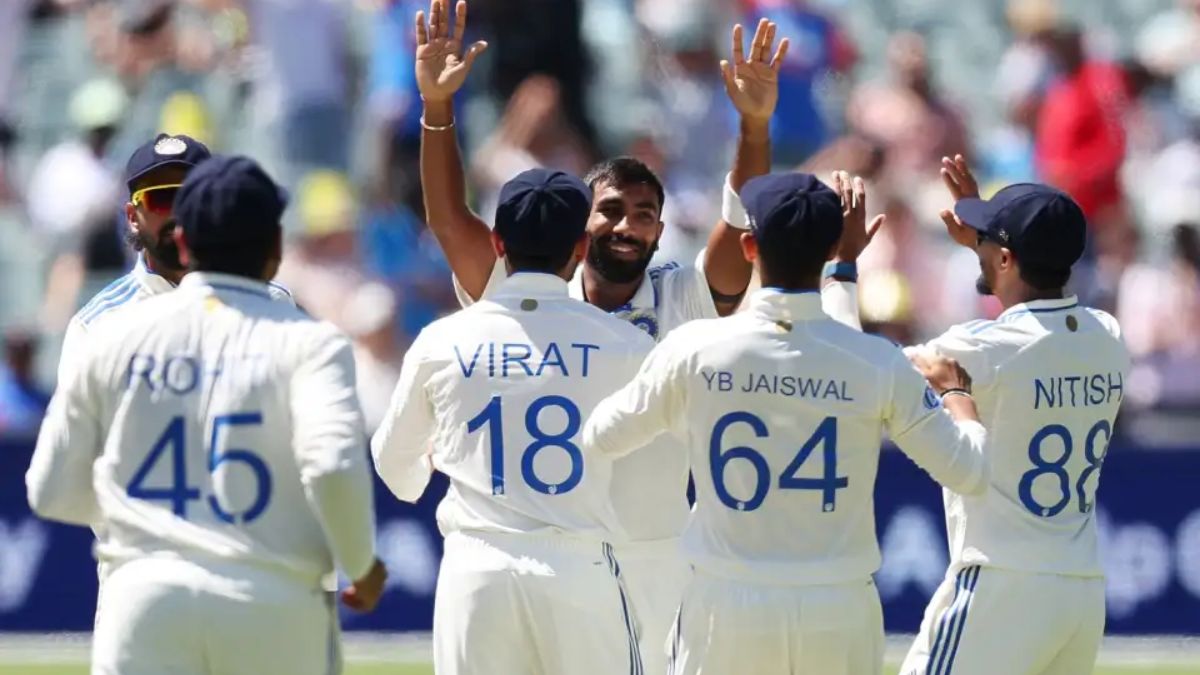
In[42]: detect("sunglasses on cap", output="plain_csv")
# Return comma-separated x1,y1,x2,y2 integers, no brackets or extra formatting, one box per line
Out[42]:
130,183,182,215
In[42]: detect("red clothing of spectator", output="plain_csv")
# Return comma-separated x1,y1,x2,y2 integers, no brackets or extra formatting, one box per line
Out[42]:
1035,62,1130,219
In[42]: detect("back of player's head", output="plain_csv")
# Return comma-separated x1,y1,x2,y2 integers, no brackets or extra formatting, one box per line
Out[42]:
173,155,286,277
742,173,844,287
495,168,592,273
584,157,665,214
954,183,1086,290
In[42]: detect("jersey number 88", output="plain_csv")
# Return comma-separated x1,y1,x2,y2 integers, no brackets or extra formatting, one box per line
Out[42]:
1019,419,1111,517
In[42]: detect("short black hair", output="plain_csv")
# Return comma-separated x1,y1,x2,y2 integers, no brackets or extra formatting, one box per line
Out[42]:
1018,265,1071,291
754,221,842,288
506,247,577,275
584,157,665,214
188,227,281,278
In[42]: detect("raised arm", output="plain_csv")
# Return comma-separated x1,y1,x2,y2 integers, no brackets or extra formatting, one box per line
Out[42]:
417,0,495,300
703,19,789,316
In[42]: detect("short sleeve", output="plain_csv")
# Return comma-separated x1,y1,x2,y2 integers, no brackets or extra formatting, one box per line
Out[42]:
452,257,506,308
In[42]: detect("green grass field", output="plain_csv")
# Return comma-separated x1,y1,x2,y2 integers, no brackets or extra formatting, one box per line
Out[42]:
2,664,1198,674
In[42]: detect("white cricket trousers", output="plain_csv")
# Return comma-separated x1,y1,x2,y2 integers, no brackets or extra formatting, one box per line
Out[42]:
433,530,643,675
92,557,339,675
667,571,884,675
611,539,691,675
901,565,1105,675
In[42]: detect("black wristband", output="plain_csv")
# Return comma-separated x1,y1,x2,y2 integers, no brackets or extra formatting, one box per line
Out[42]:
940,388,972,399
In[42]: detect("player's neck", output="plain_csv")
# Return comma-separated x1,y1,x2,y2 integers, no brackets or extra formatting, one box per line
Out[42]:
1002,286,1065,310
581,264,640,312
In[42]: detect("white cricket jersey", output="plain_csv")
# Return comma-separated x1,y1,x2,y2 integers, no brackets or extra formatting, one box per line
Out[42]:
27,273,376,587
583,288,988,586
372,272,655,541
911,296,1131,577
58,256,294,386
453,253,863,542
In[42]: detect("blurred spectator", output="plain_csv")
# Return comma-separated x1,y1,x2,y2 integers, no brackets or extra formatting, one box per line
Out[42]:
344,281,403,432
25,77,126,243
0,328,50,440
846,32,970,186
1034,27,1130,224
470,75,593,219
0,0,37,133
360,204,454,337
1136,0,1200,79
1119,224,1200,409
738,0,856,166
274,169,372,332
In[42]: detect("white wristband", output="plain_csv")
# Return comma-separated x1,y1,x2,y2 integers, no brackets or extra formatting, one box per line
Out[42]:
722,173,750,229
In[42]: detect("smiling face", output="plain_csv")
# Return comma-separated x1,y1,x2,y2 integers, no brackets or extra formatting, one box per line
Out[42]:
585,180,664,284
125,164,190,272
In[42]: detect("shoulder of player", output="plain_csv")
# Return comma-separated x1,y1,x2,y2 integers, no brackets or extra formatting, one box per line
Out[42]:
812,320,907,366
74,274,144,328
1082,307,1122,340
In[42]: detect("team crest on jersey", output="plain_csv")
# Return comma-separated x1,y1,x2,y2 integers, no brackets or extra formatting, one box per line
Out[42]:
623,309,659,339
923,386,940,410
154,136,188,156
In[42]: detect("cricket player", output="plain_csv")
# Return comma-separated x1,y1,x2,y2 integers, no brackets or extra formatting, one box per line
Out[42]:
583,172,991,675
412,1,876,667
891,158,1132,675
27,156,385,675
59,133,293,387
372,168,652,675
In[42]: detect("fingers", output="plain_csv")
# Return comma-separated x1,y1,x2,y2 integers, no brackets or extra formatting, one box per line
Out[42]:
852,175,866,212
940,166,961,201
719,59,737,95
750,18,768,62
415,9,428,46
763,23,777,62
462,40,488,68
771,37,790,71
453,0,467,43
830,171,845,206
732,24,746,65
429,0,444,40
866,213,886,243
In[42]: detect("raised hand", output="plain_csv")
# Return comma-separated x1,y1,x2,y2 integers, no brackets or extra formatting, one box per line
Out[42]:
415,0,487,104
830,170,886,263
720,19,790,124
940,154,979,202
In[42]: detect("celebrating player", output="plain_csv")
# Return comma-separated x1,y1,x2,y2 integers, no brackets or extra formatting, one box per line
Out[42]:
58,133,292,386
891,158,1132,675
582,172,990,675
27,156,385,675
411,1,875,667
372,168,653,675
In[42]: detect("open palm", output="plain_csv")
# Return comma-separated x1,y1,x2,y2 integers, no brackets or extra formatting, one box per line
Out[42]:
415,0,487,103
721,19,789,123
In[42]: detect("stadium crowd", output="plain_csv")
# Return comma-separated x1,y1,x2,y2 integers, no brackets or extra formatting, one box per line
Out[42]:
1,0,1199,442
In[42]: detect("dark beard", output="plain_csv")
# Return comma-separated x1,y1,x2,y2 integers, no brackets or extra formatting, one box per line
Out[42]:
126,220,184,272
975,273,993,296
587,233,658,284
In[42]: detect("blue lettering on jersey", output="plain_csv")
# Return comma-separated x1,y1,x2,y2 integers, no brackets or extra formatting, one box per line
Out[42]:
1033,372,1124,409
124,353,267,394
697,371,852,400
455,342,600,379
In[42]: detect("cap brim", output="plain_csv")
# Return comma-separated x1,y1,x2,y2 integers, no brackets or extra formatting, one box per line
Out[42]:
126,159,201,188
953,198,999,233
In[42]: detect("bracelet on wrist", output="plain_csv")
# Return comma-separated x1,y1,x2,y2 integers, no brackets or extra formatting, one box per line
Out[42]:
940,388,972,400
420,115,456,132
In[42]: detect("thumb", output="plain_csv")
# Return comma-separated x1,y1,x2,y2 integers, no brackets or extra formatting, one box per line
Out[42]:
866,213,886,243
719,60,738,95
462,40,488,68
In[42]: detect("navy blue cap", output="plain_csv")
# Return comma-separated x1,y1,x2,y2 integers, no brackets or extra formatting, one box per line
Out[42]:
742,173,843,246
494,168,592,257
955,184,1087,272
124,133,211,190
173,155,287,248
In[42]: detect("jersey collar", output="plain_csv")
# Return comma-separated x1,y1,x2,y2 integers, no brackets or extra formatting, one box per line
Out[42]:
180,272,274,299
132,254,176,295
749,287,825,321
568,266,655,310
494,272,571,299
998,295,1080,321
